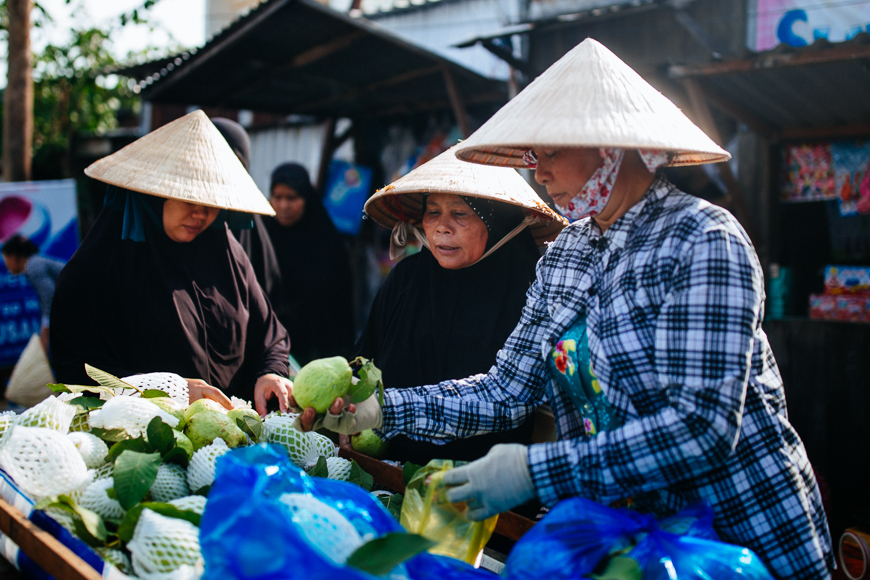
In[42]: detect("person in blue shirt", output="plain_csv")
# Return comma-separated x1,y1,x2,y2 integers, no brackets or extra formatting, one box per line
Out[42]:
2,234,64,351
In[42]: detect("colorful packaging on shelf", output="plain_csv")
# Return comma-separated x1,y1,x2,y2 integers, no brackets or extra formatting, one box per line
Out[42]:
824,266,870,296
809,294,870,323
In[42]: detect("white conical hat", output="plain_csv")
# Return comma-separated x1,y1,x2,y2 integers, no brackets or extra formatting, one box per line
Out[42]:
455,39,729,168
365,147,567,246
84,110,275,216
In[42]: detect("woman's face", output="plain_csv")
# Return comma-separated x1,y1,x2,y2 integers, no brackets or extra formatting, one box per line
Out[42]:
533,147,603,208
162,199,220,243
422,193,488,270
271,184,306,227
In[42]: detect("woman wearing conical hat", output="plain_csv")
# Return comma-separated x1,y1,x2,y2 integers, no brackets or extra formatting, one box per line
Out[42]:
349,147,565,464
300,40,831,578
51,110,292,415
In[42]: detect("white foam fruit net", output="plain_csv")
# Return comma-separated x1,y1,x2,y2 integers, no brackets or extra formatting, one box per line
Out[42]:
93,462,114,480
326,457,352,481
0,426,90,499
264,415,328,469
168,495,207,516
151,464,190,503
67,432,109,469
89,396,179,437
98,547,133,575
229,397,252,410
14,396,76,433
0,411,16,438
79,477,125,520
69,410,90,433
187,438,229,492
279,493,363,564
121,373,189,405
127,508,203,580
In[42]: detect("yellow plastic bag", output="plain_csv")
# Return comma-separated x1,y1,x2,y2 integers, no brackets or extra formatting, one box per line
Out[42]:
400,459,498,567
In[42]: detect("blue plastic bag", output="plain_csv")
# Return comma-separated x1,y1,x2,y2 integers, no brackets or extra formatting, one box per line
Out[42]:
199,443,495,580
504,498,775,580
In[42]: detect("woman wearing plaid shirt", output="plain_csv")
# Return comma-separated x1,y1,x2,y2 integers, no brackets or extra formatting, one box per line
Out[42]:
299,40,832,578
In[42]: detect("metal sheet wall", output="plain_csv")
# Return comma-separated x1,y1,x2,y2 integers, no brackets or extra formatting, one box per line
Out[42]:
247,124,326,195
370,0,521,80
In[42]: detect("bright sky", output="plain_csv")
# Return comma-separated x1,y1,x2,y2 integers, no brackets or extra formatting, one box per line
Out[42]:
1,0,206,87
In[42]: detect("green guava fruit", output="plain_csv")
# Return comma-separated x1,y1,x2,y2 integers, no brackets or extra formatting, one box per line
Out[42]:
172,430,194,457
150,397,187,429
351,429,388,459
227,408,261,424
292,356,353,413
184,409,246,450
182,398,228,424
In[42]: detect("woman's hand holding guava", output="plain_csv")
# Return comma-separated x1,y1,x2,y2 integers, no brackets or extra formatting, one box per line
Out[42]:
187,378,233,410
291,396,352,432
254,373,292,416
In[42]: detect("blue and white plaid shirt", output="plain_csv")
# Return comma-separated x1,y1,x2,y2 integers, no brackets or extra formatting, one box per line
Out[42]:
381,178,832,579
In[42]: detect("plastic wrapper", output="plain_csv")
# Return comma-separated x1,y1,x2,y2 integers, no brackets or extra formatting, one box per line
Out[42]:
200,444,495,580
400,460,498,566
505,497,774,580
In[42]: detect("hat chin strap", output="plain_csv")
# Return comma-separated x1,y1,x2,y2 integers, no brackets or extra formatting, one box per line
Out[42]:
390,221,430,260
466,213,536,268
390,213,536,266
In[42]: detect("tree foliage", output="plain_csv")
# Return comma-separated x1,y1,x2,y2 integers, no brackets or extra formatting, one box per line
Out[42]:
1,0,178,179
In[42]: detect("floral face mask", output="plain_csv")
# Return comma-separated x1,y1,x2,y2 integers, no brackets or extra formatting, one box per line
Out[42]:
524,148,670,222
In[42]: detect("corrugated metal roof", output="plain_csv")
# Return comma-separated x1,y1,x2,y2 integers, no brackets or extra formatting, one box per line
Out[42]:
669,34,870,139
138,0,507,118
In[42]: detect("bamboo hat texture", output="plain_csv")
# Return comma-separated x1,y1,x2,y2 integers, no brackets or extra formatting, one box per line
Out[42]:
85,110,275,216
455,38,730,168
365,147,567,246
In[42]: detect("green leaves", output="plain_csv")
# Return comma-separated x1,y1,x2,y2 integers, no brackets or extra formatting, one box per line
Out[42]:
142,389,169,399
348,357,384,404
90,428,131,442
307,456,328,478
235,417,260,443
106,438,150,463
47,383,71,394
588,556,642,580
36,496,107,547
117,503,201,542
85,365,140,394
378,493,404,520
146,417,176,456
113,450,161,510
349,461,374,492
403,462,423,487
346,533,435,576
68,396,104,410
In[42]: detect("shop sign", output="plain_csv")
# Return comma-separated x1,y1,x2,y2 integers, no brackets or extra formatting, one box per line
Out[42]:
0,179,78,367
750,0,870,51
322,161,373,236
781,140,870,216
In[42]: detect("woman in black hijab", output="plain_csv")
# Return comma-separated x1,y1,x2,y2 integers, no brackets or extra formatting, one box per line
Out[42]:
51,111,292,415
353,148,566,463
262,163,355,366
212,118,284,319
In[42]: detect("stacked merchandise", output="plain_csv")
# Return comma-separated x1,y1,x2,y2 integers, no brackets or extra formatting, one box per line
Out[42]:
809,266,870,323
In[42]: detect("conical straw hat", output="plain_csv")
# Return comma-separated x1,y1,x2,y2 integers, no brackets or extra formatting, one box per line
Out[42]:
85,110,275,216
5,334,54,408
365,147,566,245
455,39,729,168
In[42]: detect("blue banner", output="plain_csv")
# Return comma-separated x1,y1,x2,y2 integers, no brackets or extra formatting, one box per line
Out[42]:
322,161,373,236
0,179,79,367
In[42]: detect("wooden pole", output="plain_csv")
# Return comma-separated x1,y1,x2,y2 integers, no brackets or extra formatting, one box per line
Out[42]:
316,117,337,195
682,78,760,247
0,497,103,580
3,0,34,182
442,67,470,139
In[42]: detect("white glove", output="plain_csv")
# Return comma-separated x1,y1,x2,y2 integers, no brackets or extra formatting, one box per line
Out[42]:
443,444,536,521
292,394,383,434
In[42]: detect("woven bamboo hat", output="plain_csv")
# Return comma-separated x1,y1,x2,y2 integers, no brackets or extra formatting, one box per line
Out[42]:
85,110,275,216
365,147,567,246
455,39,729,168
